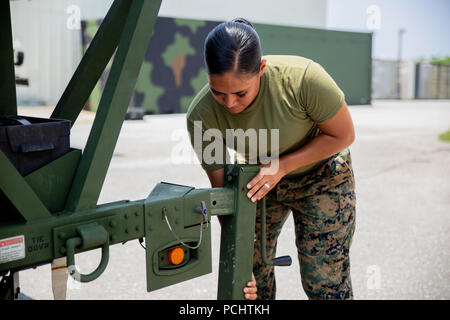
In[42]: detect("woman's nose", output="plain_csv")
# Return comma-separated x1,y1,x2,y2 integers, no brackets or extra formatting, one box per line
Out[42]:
223,95,236,108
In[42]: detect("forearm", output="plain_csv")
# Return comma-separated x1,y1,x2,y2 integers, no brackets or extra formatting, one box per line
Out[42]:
206,167,225,188
279,131,354,176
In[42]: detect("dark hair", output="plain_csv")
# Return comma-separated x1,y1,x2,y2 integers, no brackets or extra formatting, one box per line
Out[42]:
204,18,262,75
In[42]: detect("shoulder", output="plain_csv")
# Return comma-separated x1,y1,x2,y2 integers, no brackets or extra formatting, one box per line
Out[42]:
264,55,313,76
264,55,313,68
186,84,216,122
263,55,314,89
186,83,223,132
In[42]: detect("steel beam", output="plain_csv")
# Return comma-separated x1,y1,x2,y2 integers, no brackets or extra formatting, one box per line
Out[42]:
64,0,162,212
51,0,132,126
217,165,259,300
0,150,52,222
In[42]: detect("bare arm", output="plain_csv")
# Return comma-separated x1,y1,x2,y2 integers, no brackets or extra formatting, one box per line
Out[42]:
206,168,225,188
246,101,355,202
279,101,355,174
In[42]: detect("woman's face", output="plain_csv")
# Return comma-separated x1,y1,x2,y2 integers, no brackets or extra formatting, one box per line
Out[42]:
208,59,266,114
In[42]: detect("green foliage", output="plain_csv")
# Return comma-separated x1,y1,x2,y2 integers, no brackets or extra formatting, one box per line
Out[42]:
418,56,450,65
438,130,450,143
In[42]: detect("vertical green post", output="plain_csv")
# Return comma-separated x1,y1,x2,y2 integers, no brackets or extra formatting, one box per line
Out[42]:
217,165,259,300
0,0,18,116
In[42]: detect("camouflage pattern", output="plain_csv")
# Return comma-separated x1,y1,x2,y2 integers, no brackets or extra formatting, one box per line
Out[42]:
81,17,219,114
253,148,356,300
81,16,372,114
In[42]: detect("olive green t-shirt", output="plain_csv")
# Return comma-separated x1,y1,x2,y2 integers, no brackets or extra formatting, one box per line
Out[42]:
186,55,345,175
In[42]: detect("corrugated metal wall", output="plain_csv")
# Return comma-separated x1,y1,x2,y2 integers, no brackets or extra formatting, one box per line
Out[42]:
415,63,450,99
372,59,416,99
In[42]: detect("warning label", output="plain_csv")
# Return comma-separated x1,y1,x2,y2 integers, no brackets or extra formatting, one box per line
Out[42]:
0,235,25,264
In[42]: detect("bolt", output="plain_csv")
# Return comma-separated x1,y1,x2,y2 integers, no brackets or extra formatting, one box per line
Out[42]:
58,232,65,240
135,226,140,232
110,235,117,242
125,228,129,234
135,211,139,217
109,221,117,228
60,247,66,254
124,213,128,219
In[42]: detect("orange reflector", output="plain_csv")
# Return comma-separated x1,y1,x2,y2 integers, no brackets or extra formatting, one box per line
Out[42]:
168,247,185,265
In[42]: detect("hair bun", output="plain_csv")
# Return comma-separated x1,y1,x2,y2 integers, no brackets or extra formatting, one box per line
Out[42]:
231,17,255,30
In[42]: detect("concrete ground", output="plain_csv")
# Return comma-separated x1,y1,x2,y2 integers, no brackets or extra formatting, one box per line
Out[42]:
16,99,450,300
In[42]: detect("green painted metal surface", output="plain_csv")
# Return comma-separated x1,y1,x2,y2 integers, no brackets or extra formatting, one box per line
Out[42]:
254,23,373,105
51,0,132,126
24,149,81,213
217,165,259,300
144,183,212,292
64,0,163,213
0,149,52,222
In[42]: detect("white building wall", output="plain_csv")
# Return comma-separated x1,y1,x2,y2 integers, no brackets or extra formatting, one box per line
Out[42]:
10,0,327,106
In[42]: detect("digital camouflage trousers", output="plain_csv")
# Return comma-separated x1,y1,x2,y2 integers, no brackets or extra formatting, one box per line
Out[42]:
253,148,356,300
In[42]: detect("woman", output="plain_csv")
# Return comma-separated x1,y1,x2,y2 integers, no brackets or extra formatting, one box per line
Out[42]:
186,18,356,300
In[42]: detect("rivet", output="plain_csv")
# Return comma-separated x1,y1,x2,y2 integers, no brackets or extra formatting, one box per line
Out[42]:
109,221,116,228
58,232,65,240
60,247,66,254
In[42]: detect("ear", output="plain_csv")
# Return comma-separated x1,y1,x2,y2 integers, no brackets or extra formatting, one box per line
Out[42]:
259,58,267,76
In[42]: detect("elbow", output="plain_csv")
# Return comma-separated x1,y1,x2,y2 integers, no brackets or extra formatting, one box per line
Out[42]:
346,127,356,147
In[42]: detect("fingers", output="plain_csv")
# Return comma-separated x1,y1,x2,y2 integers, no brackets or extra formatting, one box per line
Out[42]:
247,178,272,202
244,280,257,300
247,172,263,191
248,183,270,202
246,162,283,202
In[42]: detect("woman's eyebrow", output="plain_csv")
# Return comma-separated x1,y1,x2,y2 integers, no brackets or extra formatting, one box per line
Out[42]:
210,87,247,95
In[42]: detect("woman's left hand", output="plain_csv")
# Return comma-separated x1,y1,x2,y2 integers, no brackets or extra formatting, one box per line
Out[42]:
246,159,285,202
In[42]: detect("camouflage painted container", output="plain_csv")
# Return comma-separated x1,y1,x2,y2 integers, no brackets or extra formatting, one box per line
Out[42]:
81,17,372,114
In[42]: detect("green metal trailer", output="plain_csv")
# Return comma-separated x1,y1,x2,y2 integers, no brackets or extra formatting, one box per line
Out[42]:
0,0,290,300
